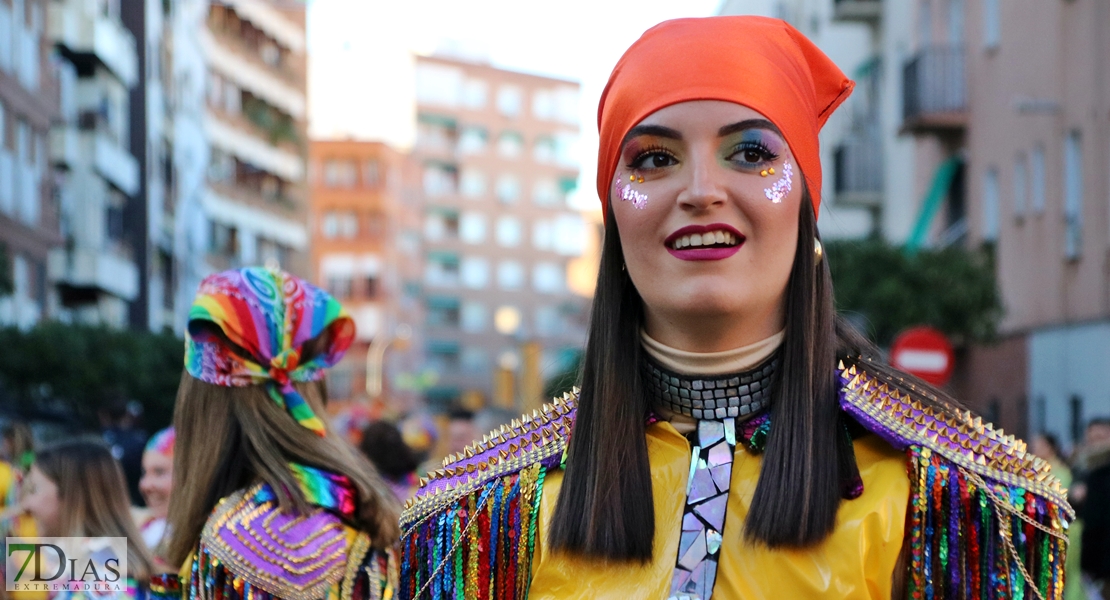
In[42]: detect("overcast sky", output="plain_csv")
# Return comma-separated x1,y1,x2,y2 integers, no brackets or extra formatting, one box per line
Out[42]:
307,0,724,209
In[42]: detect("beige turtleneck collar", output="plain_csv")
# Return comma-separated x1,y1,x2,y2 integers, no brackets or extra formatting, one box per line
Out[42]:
641,329,785,434
640,329,785,376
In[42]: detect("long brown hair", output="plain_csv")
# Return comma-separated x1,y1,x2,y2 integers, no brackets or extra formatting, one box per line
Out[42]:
549,188,871,559
165,374,400,568
33,440,155,582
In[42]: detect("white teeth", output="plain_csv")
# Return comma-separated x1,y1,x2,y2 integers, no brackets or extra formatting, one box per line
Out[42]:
672,229,739,249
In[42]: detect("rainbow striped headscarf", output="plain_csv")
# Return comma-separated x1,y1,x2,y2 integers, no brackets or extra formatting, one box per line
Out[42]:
185,267,355,436
145,427,175,456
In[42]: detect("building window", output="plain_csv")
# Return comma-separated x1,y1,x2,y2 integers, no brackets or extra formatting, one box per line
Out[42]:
982,167,999,242
427,340,461,374
1069,395,1084,446
532,179,559,206
363,160,381,188
496,175,520,204
1031,144,1046,214
425,296,461,328
1064,131,1082,260
532,90,554,120
415,63,463,107
460,169,486,198
323,159,357,188
460,347,488,374
534,305,561,337
983,0,1000,50
497,261,525,290
416,114,457,151
425,252,460,287
424,210,459,242
462,78,488,109
497,131,524,159
496,85,523,118
533,136,555,164
460,256,490,289
532,262,564,293
1012,154,1027,220
423,162,457,197
459,212,486,244
460,301,487,333
326,274,353,299
532,220,553,251
458,127,487,154
496,216,522,247
209,221,238,255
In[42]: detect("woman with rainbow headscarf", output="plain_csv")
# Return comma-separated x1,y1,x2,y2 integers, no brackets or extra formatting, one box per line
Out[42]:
150,267,399,600
399,16,1071,600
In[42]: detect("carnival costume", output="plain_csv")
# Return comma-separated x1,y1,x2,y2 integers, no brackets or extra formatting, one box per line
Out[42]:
399,17,1072,600
151,267,396,600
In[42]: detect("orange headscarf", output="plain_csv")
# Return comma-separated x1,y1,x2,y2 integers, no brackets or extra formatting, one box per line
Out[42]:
597,16,853,218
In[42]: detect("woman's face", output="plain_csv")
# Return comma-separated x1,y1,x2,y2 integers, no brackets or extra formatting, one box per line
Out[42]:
22,465,61,536
611,101,802,348
139,451,173,519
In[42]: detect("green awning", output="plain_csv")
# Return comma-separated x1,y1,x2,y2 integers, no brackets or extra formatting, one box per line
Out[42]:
426,295,461,310
905,156,963,255
418,113,457,129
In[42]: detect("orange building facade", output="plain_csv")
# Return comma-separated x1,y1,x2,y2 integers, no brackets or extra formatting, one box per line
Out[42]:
308,140,423,418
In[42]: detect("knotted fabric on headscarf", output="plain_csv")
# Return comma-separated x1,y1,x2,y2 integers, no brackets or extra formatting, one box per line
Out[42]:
144,427,175,457
185,267,355,437
597,16,854,218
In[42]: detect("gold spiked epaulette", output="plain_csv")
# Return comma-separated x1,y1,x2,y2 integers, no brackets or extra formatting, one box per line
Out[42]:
400,389,578,527
838,361,1072,516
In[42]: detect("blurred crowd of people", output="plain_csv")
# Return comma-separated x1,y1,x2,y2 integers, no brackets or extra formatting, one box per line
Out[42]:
1032,418,1110,600
0,399,518,600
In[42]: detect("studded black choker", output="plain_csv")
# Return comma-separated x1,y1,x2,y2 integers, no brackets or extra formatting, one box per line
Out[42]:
642,352,780,420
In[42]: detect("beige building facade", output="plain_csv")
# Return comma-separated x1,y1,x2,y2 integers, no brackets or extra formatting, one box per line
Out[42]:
412,54,589,411
898,0,1110,445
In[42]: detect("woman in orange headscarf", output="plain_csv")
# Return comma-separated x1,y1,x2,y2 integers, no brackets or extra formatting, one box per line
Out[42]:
399,17,1070,600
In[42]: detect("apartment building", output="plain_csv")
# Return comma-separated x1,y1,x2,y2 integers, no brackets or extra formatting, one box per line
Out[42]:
199,0,308,279
47,0,140,327
0,0,60,329
308,140,424,413
413,54,589,411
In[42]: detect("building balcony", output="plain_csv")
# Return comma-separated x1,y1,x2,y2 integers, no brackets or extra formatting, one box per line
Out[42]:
832,0,882,23
48,1,138,87
902,46,967,134
206,116,304,183
201,32,305,119
833,133,883,208
223,0,305,54
202,189,309,251
48,246,139,302
51,127,139,195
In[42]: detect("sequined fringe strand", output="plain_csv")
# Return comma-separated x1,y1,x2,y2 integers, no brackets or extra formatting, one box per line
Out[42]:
400,464,545,600
906,447,1068,600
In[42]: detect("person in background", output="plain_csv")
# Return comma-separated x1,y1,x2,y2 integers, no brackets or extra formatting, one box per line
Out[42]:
21,439,154,599
0,421,37,543
359,421,420,501
101,398,148,505
2,422,34,471
444,408,477,457
154,267,399,600
1079,418,1110,598
1033,433,1087,600
136,427,174,552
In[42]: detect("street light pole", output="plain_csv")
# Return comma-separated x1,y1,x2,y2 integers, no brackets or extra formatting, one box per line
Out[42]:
365,323,412,401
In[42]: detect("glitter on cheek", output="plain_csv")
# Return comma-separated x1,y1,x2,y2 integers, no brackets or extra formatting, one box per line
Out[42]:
614,176,649,209
764,161,793,204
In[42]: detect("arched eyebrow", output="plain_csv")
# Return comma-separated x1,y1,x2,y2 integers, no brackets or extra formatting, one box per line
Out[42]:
718,119,781,137
622,119,783,146
622,124,682,144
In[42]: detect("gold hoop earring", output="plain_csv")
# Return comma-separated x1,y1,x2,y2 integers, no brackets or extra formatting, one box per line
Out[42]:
814,238,823,264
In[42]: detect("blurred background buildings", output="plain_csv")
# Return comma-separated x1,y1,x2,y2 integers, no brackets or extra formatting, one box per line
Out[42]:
0,0,1107,449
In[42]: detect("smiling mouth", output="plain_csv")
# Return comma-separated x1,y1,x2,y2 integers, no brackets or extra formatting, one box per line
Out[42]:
667,229,742,250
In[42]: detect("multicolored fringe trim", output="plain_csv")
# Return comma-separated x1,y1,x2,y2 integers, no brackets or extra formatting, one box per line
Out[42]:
906,447,1069,600
399,392,577,600
150,543,395,600
399,463,546,600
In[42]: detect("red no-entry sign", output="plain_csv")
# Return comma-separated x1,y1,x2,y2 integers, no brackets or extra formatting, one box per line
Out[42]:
890,326,955,387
